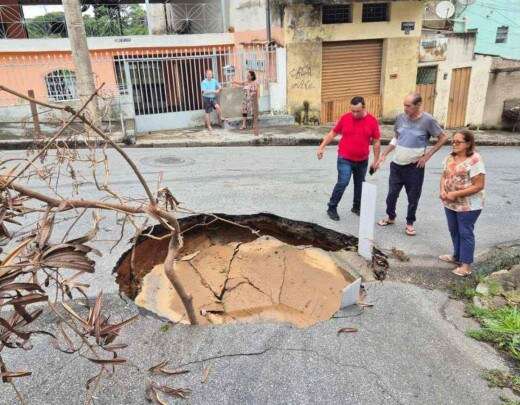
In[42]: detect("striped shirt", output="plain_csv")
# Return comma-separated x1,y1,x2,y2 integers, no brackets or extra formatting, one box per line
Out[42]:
392,112,443,165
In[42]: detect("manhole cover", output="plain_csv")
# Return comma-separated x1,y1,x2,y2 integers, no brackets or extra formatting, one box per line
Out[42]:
113,214,387,328
139,156,194,168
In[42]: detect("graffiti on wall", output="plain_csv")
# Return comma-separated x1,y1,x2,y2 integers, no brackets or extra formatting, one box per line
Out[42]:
290,64,314,90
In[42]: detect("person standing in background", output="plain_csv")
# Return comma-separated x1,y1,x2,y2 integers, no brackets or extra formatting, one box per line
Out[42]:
201,69,222,131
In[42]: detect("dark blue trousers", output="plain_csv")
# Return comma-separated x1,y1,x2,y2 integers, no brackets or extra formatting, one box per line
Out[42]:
328,157,368,210
444,208,481,264
386,162,425,225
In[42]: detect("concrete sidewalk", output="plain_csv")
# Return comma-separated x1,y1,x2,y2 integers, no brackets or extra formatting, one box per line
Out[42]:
1,125,520,149
133,125,520,148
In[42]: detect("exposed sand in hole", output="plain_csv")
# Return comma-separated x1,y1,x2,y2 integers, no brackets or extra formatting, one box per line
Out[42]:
135,236,354,328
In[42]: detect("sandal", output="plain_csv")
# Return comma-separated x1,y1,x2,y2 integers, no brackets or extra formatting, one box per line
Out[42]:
377,218,395,227
452,267,472,277
439,255,459,264
405,225,416,236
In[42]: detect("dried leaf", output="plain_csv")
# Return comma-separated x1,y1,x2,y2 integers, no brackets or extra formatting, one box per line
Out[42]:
148,360,189,377
152,381,191,399
178,251,200,261
202,365,211,384
0,239,31,268
85,371,102,390
337,327,358,335
4,293,47,306
37,209,54,249
1,370,32,380
86,357,127,365
66,212,101,245
102,343,128,351
0,282,43,293
145,383,168,405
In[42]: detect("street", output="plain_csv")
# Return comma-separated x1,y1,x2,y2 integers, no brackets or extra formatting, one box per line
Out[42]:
1,144,519,404
1,145,519,295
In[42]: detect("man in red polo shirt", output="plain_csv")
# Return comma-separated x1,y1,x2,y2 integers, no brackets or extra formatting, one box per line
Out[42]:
317,96,381,221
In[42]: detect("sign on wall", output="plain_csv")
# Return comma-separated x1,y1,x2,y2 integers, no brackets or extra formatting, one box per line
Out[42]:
419,37,448,62
245,55,265,71
401,21,416,35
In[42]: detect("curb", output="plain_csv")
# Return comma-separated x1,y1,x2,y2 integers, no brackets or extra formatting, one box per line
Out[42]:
2,137,520,150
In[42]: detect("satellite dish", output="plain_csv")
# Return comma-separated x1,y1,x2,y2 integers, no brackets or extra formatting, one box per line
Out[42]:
457,0,476,5
436,1,456,19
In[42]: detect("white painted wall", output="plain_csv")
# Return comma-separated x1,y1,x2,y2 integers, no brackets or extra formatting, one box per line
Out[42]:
229,0,266,31
268,47,287,113
0,33,234,52
420,32,493,127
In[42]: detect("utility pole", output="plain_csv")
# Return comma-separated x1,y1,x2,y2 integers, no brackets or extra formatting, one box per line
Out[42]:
62,0,100,129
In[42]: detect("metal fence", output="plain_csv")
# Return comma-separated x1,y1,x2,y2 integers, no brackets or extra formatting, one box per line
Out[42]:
0,44,278,129
113,45,277,116
0,3,223,39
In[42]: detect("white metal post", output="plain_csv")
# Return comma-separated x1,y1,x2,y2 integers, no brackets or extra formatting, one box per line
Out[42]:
358,182,377,261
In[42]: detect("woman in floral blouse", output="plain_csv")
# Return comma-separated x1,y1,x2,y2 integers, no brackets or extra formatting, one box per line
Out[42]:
439,130,486,277
233,70,259,135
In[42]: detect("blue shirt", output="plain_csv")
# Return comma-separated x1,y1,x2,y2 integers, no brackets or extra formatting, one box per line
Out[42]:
201,78,220,99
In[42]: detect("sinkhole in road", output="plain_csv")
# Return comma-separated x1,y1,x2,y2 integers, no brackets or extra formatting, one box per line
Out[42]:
114,213,377,328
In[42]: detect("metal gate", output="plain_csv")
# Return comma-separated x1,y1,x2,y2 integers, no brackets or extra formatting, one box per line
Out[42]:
114,45,277,132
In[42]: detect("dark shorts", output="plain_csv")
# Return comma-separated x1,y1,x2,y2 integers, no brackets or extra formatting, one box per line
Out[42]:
203,97,217,113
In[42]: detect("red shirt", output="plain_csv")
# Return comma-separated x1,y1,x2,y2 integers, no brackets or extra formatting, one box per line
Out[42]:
333,113,381,161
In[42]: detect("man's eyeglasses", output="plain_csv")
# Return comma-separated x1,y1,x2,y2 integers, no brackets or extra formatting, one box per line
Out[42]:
452,140,466,145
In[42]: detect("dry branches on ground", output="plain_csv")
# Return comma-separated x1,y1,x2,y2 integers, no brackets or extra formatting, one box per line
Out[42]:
0,85,193,403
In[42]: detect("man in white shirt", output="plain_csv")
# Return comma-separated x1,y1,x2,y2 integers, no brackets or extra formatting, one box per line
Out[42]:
375,93,448,236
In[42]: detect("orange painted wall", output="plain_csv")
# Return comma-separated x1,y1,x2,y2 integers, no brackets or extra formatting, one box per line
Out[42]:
0,45,232,107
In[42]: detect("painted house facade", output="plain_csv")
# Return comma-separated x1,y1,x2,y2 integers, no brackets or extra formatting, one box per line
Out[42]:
455,0,520,60
0,1,286,133
283,0,425,124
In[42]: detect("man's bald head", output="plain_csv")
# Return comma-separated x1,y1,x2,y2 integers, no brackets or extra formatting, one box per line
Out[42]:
403,93,422,118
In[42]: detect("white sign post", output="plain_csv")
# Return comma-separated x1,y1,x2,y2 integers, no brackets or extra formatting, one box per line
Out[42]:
358,182,377,261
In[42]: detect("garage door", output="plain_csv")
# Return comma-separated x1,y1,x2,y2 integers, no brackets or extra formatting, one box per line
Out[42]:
321,40,383,123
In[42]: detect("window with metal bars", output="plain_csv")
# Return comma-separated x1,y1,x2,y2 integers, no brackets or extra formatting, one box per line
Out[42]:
496,26,508,43
416,66,437,85
362,3,389,23
45,69,77,102
114,60,129,95
322,5,352,24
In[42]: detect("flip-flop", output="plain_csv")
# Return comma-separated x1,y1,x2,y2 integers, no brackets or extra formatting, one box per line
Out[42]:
377,218,395,227
439,255,459,264
452,267,472,277
405,226,416,236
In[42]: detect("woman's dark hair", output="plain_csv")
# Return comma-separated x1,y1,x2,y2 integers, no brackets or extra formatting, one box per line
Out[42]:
248,70,256,81
452,129,476,157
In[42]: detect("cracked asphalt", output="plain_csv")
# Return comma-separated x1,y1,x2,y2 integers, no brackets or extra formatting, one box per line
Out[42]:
0,283,509,404
1,145,519,404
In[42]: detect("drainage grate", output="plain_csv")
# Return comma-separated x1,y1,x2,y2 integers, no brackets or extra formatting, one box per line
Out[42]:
139,155,194,168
